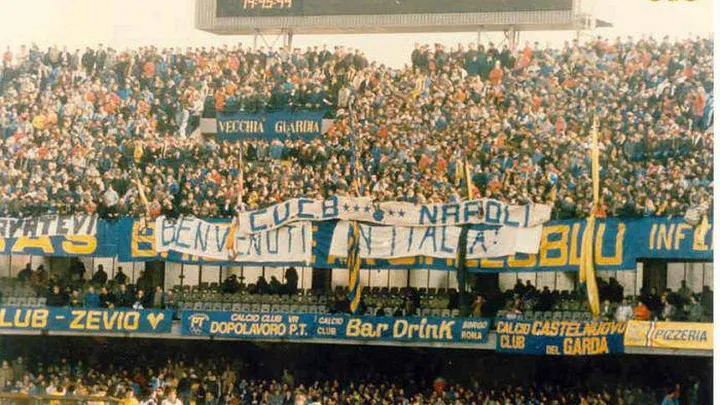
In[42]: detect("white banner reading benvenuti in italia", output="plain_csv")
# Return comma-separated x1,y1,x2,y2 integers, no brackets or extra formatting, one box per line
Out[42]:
155,216,311,263
237,197,551,235
0,215,98,238
329,222,542,259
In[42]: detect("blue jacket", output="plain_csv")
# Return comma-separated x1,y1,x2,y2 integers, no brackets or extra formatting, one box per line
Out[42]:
84,292,100,308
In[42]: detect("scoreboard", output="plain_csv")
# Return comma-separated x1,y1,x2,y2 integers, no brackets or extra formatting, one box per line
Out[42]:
216,0,574,18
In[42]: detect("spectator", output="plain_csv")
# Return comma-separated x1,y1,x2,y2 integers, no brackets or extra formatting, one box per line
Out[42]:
117,284,134,308
121,389,140,405
600,300,613,321
269,276,282,295
152,286,165,309
91,265,108,285
0,361,10,391
614,297,633,322
85,286,100,308
46,285,67,307
162,389,182,405
687,295,705,322
32,265,49,287
69,289,83,307
633,299,651,321
471,295,485,317
99,286,115,308
285,267,299,295
255,276,269,295
17,263,32,282
133,289,147,309
661,293,676,321
70,258,86,282
115,268,129,285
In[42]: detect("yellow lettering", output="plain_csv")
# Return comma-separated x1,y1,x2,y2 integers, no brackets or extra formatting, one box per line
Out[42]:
12,236,53,254
86,311,101,330
595,223,624,266
693,224,711,251
657,224,675,250
648,223,657,250
61,235,97,255
131,221,156,258
507,253,537,268
674,223,692,250
69,310,85,329
32,309,48,328
480,258,504,268
539,225,568,267
568,223,582,266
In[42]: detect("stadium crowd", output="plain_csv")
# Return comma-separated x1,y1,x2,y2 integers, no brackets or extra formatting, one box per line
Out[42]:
0,36,714,219
0,350,706,405
7,261,713,323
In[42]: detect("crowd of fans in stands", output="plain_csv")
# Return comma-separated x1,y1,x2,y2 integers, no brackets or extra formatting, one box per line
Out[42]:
0,352,703,405
8,261,713,322
0,36,713,219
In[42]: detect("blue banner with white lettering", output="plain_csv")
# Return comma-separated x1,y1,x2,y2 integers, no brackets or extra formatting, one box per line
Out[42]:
496,319,626,356
181,311,490,344
0,307,173,334
216,111,325,142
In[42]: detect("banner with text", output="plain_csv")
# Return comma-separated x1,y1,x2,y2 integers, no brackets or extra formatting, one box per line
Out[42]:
0,307,173,334
0,215,97,238
154,216,312,263
496,319,626,355
236,197,551,235
328,221,542,259
217,111,325,142
181,311,490,345
624,321,713,351
116,217,713,270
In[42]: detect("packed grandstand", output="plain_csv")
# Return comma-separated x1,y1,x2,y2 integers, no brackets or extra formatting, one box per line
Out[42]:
0,37,713,219
0,18,715,405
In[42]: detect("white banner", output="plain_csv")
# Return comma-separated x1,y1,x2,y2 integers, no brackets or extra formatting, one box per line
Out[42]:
329,221,542,259
155,216,311,263
237,197,551,235
0,215,98,238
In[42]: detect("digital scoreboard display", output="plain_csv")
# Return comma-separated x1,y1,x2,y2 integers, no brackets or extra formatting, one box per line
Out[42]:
216,0,573,18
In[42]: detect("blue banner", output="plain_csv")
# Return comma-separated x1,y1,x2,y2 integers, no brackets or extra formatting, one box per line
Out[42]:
496,319,626,356
0,307,173,334
0,219,117,258
313,217,713,271
3,216,707,272
181,311,490,344
216,111,325,142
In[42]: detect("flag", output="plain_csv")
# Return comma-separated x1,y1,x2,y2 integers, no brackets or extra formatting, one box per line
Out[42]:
347,221,363,314
230,146,245,259
463,159,473,199
456,225,470,304
580,117,601,316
